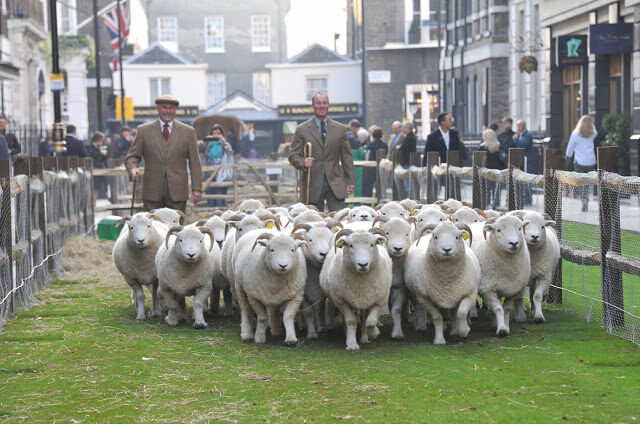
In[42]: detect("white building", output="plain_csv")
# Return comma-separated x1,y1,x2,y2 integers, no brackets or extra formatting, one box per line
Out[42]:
266,43,362,108
113,42,208,112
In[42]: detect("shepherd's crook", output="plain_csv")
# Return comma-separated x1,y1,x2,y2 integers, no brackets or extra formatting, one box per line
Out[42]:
130,173,138,216
304,142,313,204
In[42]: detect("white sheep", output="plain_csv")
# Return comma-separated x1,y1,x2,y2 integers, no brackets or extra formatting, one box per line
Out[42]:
509,211,560,323
112,213,168,320
292,221,342,338
155,225,220,328
483,209,502,219
346,205,378,222
149,207,185,227
411,205,448,242
450,207,487,226
374,217,412,340
319,227,392,351
404,222,480,344
375,201,411,221
233,230,307,345
398,198,421,213
232,199,269,213
469,215,531,336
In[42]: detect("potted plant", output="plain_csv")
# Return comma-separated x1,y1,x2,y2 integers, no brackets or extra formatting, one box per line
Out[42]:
602,112,631,175
408,17,420,44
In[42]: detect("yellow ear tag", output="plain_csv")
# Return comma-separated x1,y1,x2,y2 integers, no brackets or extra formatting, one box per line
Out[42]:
410,210,417,216
336,240,345,248
462,232,470,241
266,222,275,229
377,238,385,245
333,227,340,233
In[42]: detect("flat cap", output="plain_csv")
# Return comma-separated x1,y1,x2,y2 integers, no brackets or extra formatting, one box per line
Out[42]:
155,95,180,106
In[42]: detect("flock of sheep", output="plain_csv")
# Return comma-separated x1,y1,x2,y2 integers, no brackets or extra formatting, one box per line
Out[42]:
111,198,560,351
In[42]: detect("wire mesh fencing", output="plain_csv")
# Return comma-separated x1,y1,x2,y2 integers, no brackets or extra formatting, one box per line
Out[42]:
0,157,94,332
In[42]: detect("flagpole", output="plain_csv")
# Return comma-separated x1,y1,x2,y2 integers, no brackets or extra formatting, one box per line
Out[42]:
92,0,104,131
117,0,126,126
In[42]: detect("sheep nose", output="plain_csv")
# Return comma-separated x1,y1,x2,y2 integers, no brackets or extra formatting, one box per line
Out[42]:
278,264,288,271
217,240,223,248
530,235,539,241
509,241,519,248
442,247,452,254
187,253,195,259
137,239,144,244
357,262,368,270
393,246,403,253
319,251,328,258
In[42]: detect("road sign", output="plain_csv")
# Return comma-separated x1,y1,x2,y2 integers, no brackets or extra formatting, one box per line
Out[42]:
50,73,64,93
115,97,134,121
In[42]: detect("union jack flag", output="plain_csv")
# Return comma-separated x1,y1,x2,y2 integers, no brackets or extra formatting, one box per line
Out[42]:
102,0,130,71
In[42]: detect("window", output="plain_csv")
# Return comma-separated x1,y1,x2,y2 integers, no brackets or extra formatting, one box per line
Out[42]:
305,77,328,101
562,66,582,141
150,78,171,103
251,15,271,52
205,16,224,52
158,16,178,52
252,72,271,106
610,55,622,113
57,0,77,34
208,73,226,106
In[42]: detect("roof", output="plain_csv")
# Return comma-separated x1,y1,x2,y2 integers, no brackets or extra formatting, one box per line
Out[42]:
200,91,279,121
286,43,355,64
125,42,192,65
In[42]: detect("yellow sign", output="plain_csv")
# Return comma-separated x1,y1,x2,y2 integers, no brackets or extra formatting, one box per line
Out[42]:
50,73,64,92
115,97,134,121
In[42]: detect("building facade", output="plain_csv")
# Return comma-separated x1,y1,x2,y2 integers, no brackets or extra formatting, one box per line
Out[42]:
441,0,511,140
348,0,441,139
541,0,640,168
145,0,289,109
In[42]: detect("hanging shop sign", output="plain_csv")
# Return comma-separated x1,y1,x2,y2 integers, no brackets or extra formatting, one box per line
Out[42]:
590,23,633,54
558,35,587,65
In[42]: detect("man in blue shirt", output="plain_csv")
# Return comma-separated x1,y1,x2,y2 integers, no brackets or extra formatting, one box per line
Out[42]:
0,134,10,160
63,124,88,157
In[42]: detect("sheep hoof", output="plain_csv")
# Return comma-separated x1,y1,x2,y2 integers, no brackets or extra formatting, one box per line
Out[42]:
433,337,446,345
391,331,405,341
497,328,509,337
306,332,319,340
150,311,162,318
135,314,147,321
193,321,208,329
368,326,380,340
165,316,178,326
284,338,298,346
415,325,427,332
534,316,545,324
346,344,360,352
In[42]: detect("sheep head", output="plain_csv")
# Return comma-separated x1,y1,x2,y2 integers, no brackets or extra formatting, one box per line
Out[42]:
483,216,529,254
428,222,469,260
252,233,305,274
336,228,386,273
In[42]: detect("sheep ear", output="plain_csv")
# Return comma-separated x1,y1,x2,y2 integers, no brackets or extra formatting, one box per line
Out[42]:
148,214,164,223
116,215,131,228
224,221,236,238
296,239,306,249
482,222,495,240
335,239,346,251
521,220,530,229
376,236,386,245
177,210,187,225
543,219,556,228
410,209,417,216
195,220,206,227
165,226,182,249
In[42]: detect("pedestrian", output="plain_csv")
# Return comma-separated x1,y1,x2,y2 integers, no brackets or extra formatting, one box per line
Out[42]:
363,126,387,197
238,121,256,159
513,119,533,205
422,112,467,166
0,116,20,158
348,119,361,149
398,122,417,197
125,95,202,213
63,124,88,157
565,115,597,212
109,126,134,159
386,120,405,160
87,132,109,203
0,134,10,160
497,117,515,165
288,91,355,211
480,123,503,209
39,131,54,157
205,124,234,207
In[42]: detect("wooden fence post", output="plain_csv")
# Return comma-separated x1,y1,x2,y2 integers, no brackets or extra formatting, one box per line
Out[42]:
0,158,13,317
232,165,238,205
409,151,421,200
392,150,402,200
598,146,624,328
544,149,563,304
84,158,95,232
43,157,58,273
375,149,385,204
446,150,460,200
425,152,439,204
507,148,525,211
31,157,47,271
472,151,487,209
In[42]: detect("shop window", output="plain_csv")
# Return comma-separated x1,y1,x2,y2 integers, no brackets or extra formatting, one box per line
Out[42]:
562,66,582,141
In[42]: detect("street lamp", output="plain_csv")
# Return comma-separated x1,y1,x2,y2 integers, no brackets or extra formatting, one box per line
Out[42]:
48,0,67,154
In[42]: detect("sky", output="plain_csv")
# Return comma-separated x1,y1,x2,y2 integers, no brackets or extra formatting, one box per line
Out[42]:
285,0,348,58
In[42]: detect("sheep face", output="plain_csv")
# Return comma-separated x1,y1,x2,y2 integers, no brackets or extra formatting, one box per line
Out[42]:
521,212,555,247
304,226,334,264
428,222,468,260
376,202,409,221
150,207,184,227
483,216,528,254
416,207,447,229
451,207,483,226
256,234,305,274
170,227,210,263
231,216,267,241
124,214,155,249
203,216,226,248
381,218,411,257
337,231,386,273
348,206,377,222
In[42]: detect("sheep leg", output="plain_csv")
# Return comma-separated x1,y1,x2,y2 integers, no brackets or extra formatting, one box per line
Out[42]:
532,280,549,323
209,287,220,315
335,300,359,351
482,292,508,337
302,300,318,339
247,297,268,344
454,295,475,339
235,285,254,342
391,287,406,340
177,297,188,323
325,298,337,330
502,296,517,335
514,287,528,323
314,299,326,333
126,278,146,320
159,285,180,326
222,288,234,317
365,305,382,341
269,306,283,337
193,287,211,329
282,297,302,346
469,299,479,319
418,295,446,345
414,302,428,332
150,280,162,317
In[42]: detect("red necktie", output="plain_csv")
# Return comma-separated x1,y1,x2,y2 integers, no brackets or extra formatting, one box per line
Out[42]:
163,123,169,141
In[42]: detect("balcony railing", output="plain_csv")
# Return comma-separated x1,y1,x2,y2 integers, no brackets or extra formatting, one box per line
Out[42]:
7,0,45,28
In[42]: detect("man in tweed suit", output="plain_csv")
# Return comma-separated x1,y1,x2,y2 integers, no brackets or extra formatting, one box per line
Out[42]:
289,92,355,212
126,95,202,212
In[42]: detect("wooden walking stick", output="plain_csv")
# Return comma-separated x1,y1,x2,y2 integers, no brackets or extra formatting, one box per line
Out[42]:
130,173,138,216
304,142,313,204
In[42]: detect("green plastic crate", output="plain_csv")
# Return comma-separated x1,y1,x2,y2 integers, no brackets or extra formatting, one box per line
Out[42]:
97,215,125,240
